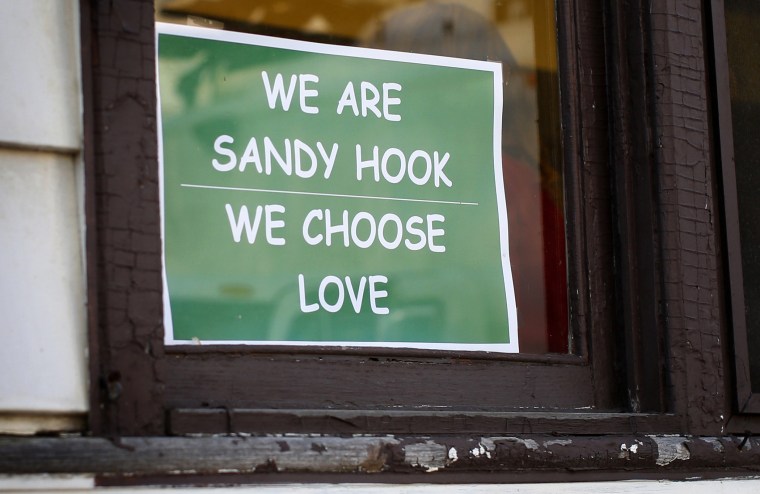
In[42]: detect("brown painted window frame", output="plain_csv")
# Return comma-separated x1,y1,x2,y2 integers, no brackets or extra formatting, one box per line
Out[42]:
81,0,680,437
709,0,760,415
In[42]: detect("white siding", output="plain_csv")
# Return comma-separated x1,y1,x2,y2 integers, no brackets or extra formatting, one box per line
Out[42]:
0,0,86,432
0,1,82,152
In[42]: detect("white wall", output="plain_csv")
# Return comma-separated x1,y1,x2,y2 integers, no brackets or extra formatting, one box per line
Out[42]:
0,0,87,433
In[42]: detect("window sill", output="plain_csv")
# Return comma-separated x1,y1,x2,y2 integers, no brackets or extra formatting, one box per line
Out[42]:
2,432,760,484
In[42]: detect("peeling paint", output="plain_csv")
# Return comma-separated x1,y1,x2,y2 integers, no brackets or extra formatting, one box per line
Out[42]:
619,443,639,459
310,443,327,454
404,441,448,472
469,444,491,459
543,439,572,447
447,447,458,462
359,444,387,473
650,436,690,466
480,438,497,451
739,437,752,452
482,437,539,452
8,435,760,477
703,438,724,453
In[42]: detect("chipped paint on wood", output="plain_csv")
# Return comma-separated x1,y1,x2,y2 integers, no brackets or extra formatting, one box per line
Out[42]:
651,437,691,466
4,435,760,479
403,441,448,472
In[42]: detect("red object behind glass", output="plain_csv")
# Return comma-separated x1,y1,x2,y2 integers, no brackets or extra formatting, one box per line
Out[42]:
368,3,569,353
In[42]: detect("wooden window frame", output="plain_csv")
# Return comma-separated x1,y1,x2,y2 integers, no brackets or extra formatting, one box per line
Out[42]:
81,0,724,438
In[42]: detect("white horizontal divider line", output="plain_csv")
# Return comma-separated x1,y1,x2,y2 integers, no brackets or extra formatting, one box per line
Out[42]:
180,183,479,206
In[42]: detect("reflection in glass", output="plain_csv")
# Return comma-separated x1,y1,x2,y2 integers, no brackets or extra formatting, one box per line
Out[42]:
157,0,568,353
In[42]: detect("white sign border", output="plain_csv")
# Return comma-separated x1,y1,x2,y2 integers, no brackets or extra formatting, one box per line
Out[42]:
156,22,519,353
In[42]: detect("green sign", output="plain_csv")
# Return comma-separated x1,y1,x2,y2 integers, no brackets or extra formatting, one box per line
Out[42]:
157,23,518,352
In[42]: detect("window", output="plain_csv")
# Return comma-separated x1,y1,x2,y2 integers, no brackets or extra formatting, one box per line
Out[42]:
85,0,670,437
156,0,568,354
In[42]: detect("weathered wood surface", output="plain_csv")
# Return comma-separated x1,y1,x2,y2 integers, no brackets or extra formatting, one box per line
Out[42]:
163,354,594,411
168,410,681,435
2,434,760,480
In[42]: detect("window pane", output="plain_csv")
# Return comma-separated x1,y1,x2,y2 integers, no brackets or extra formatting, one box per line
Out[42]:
156,0,568,353
725,0,760,391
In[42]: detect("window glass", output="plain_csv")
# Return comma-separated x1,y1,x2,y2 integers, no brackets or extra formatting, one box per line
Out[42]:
156,0,567,354
725,0,760,390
